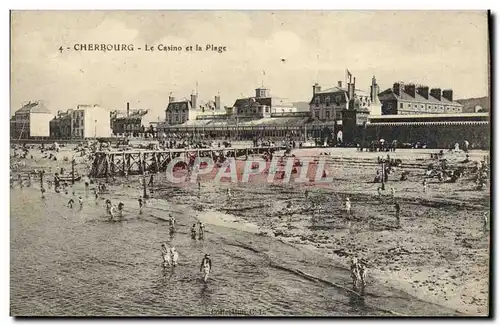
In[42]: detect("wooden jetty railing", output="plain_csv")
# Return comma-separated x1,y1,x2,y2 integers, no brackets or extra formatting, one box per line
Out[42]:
89,146,286,178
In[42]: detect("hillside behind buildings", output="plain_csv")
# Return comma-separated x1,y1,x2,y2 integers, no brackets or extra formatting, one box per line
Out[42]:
456,96,490,113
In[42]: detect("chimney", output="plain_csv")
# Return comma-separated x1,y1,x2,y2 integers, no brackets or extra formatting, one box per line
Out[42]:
191,93,198,110
338,81,342,88
393,82,404,96
442,89,453,102
348,77,356,100
430,88,442,101
370,76,379,103
405,84,416,98
168,95,175,103
313,83,322,95
126,102,130,117
416,85,429,99
215,94,221,110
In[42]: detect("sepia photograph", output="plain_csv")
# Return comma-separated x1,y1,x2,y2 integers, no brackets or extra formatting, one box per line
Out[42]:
9,10,491,317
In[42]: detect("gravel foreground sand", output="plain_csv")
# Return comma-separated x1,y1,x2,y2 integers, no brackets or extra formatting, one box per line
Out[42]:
12,146,490,316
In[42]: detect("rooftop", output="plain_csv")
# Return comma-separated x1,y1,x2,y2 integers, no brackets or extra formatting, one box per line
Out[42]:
16,101,51,114
378,88,462,105
315,86,369,96
114,109,149,119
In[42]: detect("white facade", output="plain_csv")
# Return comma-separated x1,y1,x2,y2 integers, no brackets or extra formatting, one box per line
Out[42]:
83,105,111,138
29,112,52,137
71,105,111,138
369,102,382,116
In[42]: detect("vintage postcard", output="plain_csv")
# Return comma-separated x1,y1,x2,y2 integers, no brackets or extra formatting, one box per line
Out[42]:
10,10,490,317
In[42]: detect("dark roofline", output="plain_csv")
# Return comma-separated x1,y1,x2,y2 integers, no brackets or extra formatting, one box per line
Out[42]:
378,88,463,105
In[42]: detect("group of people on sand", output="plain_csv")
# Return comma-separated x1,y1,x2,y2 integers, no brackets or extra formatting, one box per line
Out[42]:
104,199,125,221
190,222,206,240
161,244,179,267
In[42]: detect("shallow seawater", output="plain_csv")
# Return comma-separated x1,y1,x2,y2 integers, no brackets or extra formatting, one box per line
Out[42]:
11,187,389,316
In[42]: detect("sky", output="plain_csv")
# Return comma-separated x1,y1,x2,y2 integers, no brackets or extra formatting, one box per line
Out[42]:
11,10,489,119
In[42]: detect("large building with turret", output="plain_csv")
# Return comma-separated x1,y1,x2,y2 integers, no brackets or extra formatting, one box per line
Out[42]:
232,87,297,119
165,92,223,125
308,75,382,123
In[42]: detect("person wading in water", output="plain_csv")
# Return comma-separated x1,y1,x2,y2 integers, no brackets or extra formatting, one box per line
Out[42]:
200,254,212,282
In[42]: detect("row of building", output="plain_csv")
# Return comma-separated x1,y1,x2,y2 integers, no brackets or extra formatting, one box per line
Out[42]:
10,71,488,141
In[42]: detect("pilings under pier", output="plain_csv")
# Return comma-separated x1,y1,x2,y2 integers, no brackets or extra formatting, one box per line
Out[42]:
89,146,286,178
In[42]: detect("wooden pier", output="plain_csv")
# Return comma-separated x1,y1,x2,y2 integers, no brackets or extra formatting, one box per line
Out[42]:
89,146,286,178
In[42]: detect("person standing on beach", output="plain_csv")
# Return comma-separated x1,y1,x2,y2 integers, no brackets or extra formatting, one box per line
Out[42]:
191,224,197,239
94,189,100,205
67,198,74,209
394,202,401,228
200,254,212,282
78,196,83,210
138,198,143,215
227,188,232,201
345,198,351,215
105,199,112,216
109,204,117,221
350,257,361,290
84,178,90,198
483,212,489,232
350,257,367,294
169,214,176,234
170,247,179,266
41,187,46,199
161,244,171,267
391,187,395,198
199,222,205,240
377,187,382,197
118,202,124,218
422,179,428,193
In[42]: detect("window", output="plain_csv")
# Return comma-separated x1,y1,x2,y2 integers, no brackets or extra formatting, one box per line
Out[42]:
387,103,392,110
325,111,330,119
414,104,418,109
325,96,331,106
408,103,411,108
400,103,404,109
315,111,320,118
315,96,320,107
421,104,424,109
265,107,269,113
